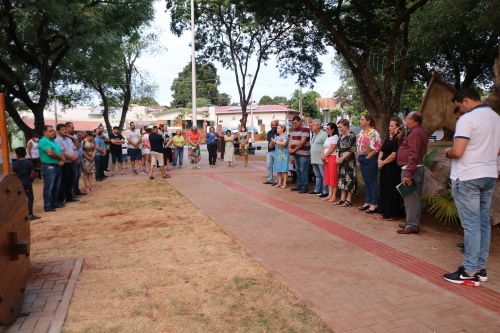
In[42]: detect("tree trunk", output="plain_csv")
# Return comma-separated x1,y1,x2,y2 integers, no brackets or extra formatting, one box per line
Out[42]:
4,99,35,138
97,86,112,134
240,104,248,127
119,69,133,132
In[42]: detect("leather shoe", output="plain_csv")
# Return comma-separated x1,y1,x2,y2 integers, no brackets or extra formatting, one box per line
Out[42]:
398,223,407,229
263,181,273,185
397,227,419,234
298,190,308,193
290,188,300,191
44,208,56,212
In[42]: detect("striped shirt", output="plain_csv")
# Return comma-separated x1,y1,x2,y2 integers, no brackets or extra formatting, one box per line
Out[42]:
290,126,311,156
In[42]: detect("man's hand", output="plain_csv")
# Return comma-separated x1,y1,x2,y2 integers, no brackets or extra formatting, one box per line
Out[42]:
403,177,412,186
58,160,64,167
442,147,451,158
377,160,384,169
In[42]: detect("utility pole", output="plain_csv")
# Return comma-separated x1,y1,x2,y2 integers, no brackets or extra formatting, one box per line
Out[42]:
247,74,254,142
191,0,197,128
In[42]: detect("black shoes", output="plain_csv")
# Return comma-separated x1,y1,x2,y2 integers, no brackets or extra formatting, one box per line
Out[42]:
298,190,308,194
443,266,480,287
290,188,300,191
477,269,488,282
44,208,56,212
29,215,41,220
319,193,329,198
308,191,321,195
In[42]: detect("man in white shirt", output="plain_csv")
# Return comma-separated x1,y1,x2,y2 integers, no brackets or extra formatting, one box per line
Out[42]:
443,87,500,287
126,121,143,174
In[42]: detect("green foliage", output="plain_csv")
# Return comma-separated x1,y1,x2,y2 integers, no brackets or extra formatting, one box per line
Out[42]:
290,90,321,118
424,187,460,226
409,0,500,88
187,98,211,108
167,0,324,125
215,93,231,106
242,0,431,139
259,96,273,105
259,95,288,105
170,62,220,108
0,0,155,135
423,148,438,168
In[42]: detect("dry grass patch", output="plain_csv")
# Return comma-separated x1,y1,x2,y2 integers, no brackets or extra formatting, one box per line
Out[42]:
29,177,331,333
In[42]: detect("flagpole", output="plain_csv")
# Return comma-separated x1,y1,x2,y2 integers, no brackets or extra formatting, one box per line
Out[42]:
191,0,197,128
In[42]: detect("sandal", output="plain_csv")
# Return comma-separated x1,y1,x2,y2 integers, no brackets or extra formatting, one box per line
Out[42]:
333,200,345,205
341,201,352,207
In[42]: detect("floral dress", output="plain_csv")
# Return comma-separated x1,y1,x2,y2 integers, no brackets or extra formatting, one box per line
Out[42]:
238,132,249,155
273,135,289,173
82,140,96,174
338,131,357,192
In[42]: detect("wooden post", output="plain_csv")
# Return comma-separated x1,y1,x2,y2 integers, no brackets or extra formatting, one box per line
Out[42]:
0,93,10,175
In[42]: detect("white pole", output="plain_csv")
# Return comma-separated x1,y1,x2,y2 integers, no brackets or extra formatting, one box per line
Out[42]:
250,101,254,143
191,0,197,127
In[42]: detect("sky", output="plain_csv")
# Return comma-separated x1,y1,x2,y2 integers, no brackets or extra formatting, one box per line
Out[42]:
136,2,341,106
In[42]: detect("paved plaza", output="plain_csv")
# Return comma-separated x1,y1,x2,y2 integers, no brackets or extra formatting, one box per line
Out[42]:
168,157,500,333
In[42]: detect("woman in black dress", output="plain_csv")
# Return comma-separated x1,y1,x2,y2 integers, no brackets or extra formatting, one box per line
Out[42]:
377,117,405,220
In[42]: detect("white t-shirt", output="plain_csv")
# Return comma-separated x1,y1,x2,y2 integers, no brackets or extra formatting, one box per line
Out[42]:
451,105,500,181
126,129,142,149
28,138,40,159
323,135,339,156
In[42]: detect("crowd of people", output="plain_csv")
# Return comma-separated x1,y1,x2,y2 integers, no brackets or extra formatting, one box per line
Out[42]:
264,114,420,230
9,87,499,288
262,87,499,287
12,121,256,219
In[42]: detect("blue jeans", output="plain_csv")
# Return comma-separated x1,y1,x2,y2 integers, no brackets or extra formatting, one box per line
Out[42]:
95,155,104,179
358,155,379,205
452,177,496,273
295,155,310,191
173,147,184,166
266,151,275,183
312,163,328,194
41,164,61,210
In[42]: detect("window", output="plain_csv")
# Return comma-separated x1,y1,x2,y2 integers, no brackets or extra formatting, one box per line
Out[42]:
258,119,263,125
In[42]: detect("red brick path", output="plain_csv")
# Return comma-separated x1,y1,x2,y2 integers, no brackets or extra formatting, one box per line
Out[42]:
1,258,83,333
168,160,500,333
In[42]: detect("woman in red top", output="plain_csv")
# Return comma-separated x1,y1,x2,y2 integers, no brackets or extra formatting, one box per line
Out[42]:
188,127,202,168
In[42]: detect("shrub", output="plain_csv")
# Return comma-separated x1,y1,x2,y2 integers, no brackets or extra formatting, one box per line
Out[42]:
423,184,460,226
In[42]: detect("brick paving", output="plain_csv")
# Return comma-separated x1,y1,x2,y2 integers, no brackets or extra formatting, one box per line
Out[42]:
168,158,500,333
1,258,83,333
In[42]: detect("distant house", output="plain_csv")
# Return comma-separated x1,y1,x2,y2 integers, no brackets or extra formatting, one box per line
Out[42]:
316,98,338,123
215,104,299,133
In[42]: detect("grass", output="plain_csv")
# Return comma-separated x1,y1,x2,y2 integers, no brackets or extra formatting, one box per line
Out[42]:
29,176,331,333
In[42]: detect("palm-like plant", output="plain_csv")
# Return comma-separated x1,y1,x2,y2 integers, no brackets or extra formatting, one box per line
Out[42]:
423,183,460,226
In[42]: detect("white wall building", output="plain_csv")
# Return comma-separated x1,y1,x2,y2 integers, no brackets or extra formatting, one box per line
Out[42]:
215,104,299,133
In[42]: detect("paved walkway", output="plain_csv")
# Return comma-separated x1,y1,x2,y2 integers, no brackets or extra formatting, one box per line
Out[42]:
1,258,83,333
167,157,500,333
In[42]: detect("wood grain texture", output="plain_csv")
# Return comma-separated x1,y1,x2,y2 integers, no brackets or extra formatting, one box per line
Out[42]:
0,174,30,325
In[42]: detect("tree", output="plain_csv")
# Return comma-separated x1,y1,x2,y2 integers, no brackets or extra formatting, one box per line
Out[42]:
272,96,288,105
290,89,321,118
215,93,231,106
170,62,220,108
409,0,500,88
65,30,157,133
0,0,155,136
167,0,324,127
132,73,160,106
259,95,273,105
241,0,430,138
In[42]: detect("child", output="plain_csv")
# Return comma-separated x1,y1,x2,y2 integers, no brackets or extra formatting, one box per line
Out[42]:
13,147,40,220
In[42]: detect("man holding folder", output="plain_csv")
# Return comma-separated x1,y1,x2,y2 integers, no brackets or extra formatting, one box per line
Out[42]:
396,111,428,234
